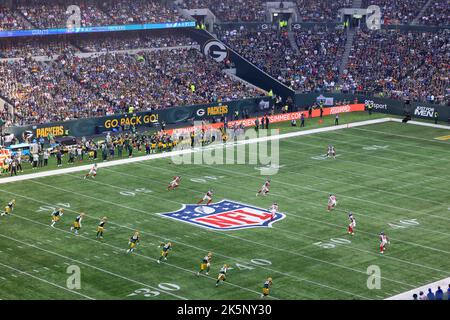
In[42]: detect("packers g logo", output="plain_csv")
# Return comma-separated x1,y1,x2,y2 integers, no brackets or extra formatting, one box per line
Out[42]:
196,108,206,117
203,40,229,63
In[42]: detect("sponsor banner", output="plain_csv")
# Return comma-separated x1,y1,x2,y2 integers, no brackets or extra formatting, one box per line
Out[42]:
0,21,196,38
167,104,365,136
364,99,388,111
413,106,435,118
103,114,159,129
159,200,285,231
195,105,229,117
5,97,264,138
35,125,66,139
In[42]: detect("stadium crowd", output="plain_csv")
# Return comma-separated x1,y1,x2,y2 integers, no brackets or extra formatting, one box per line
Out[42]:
0,57,112,125
0,39,77,58
2,0,190,30
65,48,262,111
179,0,266,22
219,26,347,92
295,0,351,22
0,5,31,30
18,1,110,29
419,0,450,26
0,45,262,125
76,33,197,52
362,0,428,25
343,29,449,104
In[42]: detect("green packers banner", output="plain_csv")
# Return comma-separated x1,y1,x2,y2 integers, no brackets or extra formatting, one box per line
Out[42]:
5,97,271,138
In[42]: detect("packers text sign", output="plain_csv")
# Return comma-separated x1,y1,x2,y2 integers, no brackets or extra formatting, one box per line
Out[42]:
104,114,159,129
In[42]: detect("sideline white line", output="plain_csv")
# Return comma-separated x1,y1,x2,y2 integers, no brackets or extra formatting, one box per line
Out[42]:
0,118,392,185
386,276,450,300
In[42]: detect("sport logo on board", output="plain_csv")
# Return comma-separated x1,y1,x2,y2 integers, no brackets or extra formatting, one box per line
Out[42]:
159,200,285,231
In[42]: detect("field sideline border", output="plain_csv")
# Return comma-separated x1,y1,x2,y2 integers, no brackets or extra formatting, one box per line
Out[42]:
4,116,446,185
386,276,450,300
1,117,448,185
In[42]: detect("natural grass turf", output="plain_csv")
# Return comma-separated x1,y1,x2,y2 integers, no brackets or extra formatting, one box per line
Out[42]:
0,116,449,300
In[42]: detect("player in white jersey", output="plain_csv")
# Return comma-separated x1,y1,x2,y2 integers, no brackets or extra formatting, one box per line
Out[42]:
270,203,279,221
348,212,356,235
168,176,181,191
327,194,337,211
197,190,213,205
256,179,270,196
327,145,336,159
379,232,390,254
84,163,98,179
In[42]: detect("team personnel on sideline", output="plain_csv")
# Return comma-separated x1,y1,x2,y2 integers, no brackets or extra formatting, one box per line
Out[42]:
168,176,181,191
1,199,16,216
256,179,270,196
70,212,85,235
157,241,173,263
261,277,273,298
348,212,356,235
327,194,337,211
84,163,98,179
379,232,390,254
126,231,140,254
216,264,229,287
197,252,212,276
197,190,214,205
96,217,107,240
50,208,64,227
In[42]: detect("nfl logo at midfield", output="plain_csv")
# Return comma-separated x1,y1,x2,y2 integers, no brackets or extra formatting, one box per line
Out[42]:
160,200,285,231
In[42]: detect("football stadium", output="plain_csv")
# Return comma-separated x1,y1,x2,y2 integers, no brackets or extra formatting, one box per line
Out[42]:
0,0,449,308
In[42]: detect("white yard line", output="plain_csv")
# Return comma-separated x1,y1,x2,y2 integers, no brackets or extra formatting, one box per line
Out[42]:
0,117,447,187
8,213,280,300
6,190,367,300
15,180,423,291
0,233,189,300
0,261,95,300
0,118,393,185
386,276,450,300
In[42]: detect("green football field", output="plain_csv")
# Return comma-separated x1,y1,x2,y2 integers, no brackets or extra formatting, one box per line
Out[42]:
1,115,450,300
